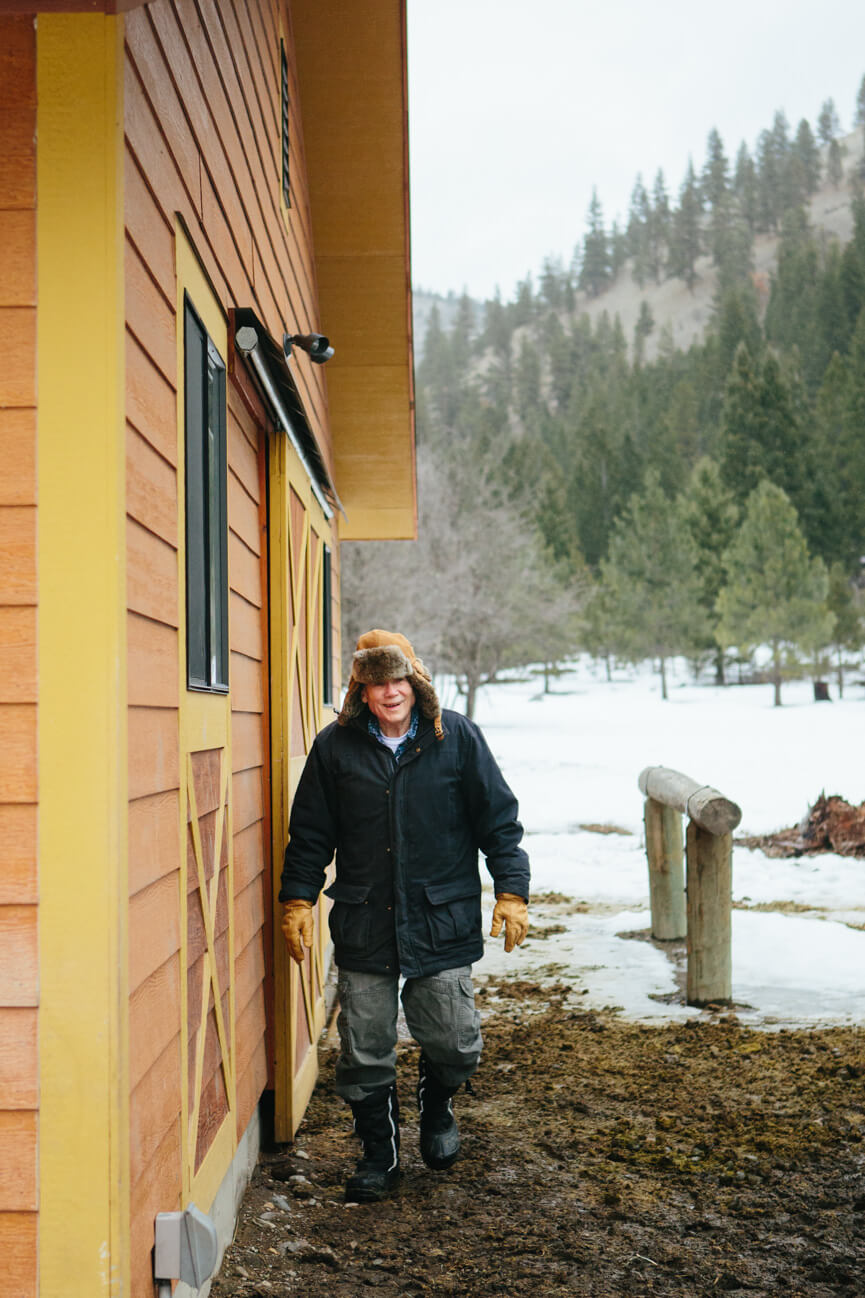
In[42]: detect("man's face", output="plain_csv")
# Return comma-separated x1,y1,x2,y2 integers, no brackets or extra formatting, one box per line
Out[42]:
362,677,416,738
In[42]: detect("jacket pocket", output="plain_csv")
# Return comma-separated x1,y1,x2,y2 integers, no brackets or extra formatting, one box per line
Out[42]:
423,880,481,948
324,879,372,951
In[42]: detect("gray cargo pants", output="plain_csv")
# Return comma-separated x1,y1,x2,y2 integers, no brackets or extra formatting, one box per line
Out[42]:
334,966,483,1102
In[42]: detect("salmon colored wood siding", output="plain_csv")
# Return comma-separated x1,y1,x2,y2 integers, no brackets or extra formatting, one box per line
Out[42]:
0,17,37,1298
123,2,331,1286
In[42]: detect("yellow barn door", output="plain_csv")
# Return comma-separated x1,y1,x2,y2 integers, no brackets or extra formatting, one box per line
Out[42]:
269,432,334,1141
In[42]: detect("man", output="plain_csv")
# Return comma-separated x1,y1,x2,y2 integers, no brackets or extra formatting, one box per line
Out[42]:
280,629,530,1202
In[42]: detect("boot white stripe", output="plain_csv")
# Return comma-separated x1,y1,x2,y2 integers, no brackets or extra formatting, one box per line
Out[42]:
386,1090,399,1172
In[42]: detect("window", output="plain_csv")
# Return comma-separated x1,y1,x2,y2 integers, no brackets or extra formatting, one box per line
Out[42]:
280,40,290,209
184,294,228,692
321,545,333,705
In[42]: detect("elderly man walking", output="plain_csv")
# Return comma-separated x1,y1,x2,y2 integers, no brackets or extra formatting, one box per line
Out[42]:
280,629,530,1201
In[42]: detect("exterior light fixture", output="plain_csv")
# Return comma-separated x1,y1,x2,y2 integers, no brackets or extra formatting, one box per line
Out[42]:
284,331,334,364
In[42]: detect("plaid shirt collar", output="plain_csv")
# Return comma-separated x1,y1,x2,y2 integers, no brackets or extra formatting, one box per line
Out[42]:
367,707,419,761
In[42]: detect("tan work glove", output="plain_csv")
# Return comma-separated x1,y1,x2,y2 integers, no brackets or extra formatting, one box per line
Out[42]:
490,893,529,953
281,899,314,964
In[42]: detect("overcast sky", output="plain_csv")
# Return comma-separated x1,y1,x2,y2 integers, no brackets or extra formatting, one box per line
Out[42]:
406,1,865,301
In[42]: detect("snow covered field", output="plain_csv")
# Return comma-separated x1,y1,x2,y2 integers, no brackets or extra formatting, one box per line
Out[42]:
469,660,865,1029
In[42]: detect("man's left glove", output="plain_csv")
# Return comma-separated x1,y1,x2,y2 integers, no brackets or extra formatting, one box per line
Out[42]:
281,899,315,964
490,893,529,953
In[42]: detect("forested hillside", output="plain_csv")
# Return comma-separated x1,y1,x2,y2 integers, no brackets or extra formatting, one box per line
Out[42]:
344,85,865,711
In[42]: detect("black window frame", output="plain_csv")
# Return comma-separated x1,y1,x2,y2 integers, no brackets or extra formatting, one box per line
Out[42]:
184,293,229,694
280,40,291,209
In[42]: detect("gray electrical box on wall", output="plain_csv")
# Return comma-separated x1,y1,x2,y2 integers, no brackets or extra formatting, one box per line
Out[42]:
154,1203,219,1292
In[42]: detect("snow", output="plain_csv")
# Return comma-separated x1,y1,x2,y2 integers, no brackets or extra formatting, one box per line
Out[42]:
470,659,865,1029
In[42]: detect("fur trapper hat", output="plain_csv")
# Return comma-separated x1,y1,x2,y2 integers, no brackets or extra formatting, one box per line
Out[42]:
338,629,443,739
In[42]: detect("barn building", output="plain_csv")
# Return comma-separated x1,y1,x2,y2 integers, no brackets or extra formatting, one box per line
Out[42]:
0,2,415,1293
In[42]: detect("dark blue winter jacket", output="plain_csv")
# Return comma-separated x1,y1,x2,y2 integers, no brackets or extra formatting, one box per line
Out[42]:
279,707,530,977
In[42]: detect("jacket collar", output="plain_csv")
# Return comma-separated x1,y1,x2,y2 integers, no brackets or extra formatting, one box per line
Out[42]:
350,706,446,751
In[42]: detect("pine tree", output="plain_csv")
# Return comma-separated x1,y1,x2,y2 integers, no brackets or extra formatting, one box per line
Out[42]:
579,188,611,298
418,305,460,427
660,377,702,474
513,337,542,423
481,288,512,368
817,97,841,146
545,315,576,409
716,481,833,706
669,159,702,290
856,75,865,128
701,127,730,213
755,128,778,230
679,457,740,681
792,118,821,198
719,341,761,500
764,207,825,389
598,470,709,698
714,215,754,292
627,174,652,289
568,388,631,567
539,256,566,310
512,275,535,326
610,219,628,280
451,291,476,377
633,300,655,364
839,196,865,333
815,243,849,360
702,128,736,270
734,142,759,235
713,283,762,390
825,561,864,697
719,342,808,520
827,137,845,186
579,578,618,680
837,308,865,558
649,169,671,281
771,111,796,212
808,352,849,565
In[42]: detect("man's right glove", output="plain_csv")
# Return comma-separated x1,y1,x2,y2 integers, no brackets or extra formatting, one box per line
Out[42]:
490,893,529,953
281,899,315,964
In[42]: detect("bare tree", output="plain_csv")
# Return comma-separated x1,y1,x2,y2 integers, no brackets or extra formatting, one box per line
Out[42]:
341,451,582,718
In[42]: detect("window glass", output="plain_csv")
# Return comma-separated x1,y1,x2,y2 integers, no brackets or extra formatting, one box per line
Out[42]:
185,296,228,692
281,41,290,209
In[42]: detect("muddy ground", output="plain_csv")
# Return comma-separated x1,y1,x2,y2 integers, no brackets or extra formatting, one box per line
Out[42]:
212,979,864,1298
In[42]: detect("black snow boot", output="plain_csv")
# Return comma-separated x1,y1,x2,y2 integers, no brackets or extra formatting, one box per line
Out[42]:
345,1083,401,1203
417,1053,462,1170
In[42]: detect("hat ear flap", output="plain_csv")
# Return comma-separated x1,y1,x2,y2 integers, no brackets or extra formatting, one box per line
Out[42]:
337,678,365,727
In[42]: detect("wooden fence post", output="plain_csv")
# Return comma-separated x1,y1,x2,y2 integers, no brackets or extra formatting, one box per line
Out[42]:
643,797,686,940
638,766,741,1008
686,821,733,1006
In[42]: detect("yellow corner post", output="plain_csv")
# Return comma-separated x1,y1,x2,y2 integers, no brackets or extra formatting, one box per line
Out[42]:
37,15,129,1297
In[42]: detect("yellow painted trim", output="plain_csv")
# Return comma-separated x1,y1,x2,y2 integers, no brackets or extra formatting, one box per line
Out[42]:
175,224,237,1202
190,1113,236,1212
269,427,335,1140
183,689,229,748
269,431,300,1141
37,15,129,1298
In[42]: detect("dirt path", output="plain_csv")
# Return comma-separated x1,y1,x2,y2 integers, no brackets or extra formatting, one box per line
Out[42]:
212,981,864,1297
